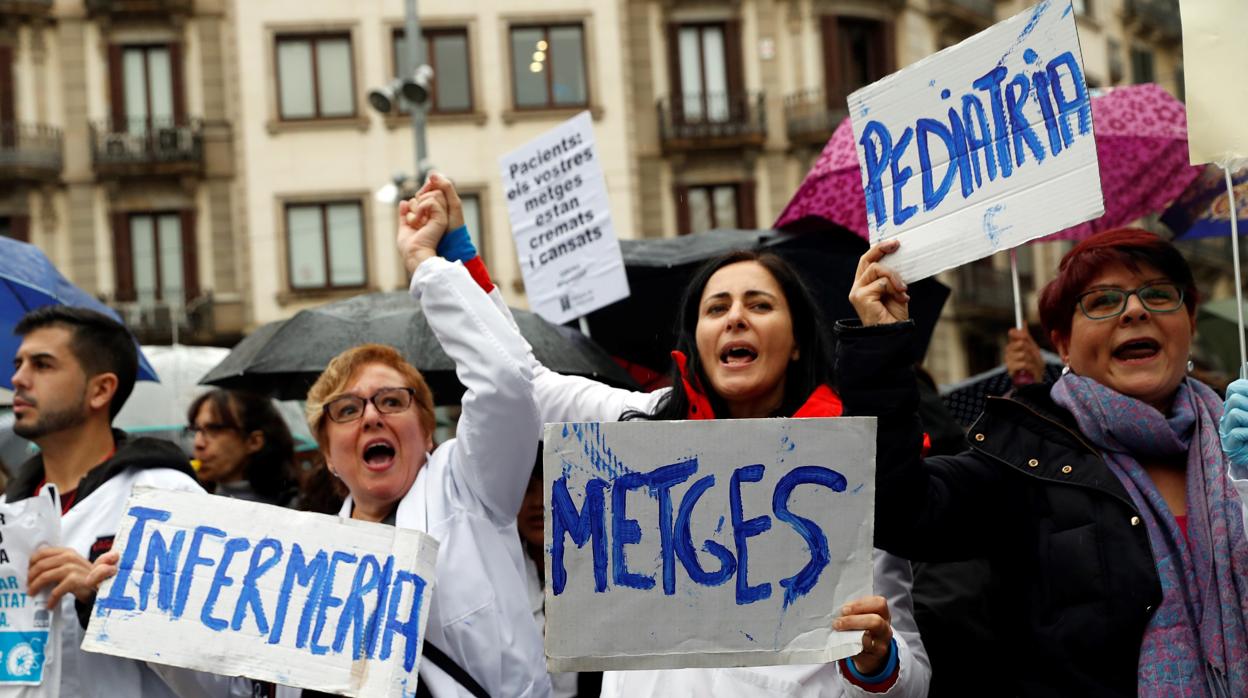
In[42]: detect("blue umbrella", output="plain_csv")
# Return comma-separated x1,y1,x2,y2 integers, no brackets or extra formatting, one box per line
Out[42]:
0,237,158,389
1162,165,1248,240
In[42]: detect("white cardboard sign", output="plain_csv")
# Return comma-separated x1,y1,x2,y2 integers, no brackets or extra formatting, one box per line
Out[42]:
849,0,1104,281
0,495,60,690
82,488,439,697
1179,0,1248,165
500,111,630,324
543,418,876,671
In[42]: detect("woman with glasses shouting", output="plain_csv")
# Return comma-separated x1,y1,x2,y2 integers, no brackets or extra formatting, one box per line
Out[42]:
838,228,1248,697
295,184,550,698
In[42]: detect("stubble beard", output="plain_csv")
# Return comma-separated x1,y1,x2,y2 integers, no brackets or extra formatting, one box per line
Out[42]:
13,390,89,442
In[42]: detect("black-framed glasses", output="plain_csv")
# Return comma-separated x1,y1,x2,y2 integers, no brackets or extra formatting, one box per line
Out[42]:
184,422,238,439
1076,282,1185,320
323,387,417,424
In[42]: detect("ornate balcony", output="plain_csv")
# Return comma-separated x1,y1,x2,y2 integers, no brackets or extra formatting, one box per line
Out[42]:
90,117,203,178
0,0,53,21
85,0,192,20
0,122,63,183
657,91,767,153
1123,0,1182,44
784,88,850,146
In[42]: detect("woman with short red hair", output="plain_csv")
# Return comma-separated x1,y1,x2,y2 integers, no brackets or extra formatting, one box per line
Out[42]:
837,229,1248,697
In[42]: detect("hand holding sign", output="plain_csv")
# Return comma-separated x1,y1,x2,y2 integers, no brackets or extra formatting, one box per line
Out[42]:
835,595,893,675
28,547,95,610
849,240,910,327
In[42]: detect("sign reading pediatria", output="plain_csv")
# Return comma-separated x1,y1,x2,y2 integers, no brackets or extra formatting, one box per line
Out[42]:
82,488,439,697
500,111,630,325
849,0,1104,281
543,418,876,671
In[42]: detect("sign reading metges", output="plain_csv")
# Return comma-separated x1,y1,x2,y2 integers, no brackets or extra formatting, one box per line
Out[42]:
82,488,439,697
849,0,1104,281
543,418,876,671
500,111,630,325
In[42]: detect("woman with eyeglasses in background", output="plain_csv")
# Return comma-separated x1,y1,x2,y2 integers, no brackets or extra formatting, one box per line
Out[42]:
838,228,1248,697
291,187,549,698
186,389,298,507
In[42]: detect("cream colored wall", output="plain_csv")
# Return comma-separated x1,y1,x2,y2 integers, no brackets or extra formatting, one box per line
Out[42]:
233,0,637,326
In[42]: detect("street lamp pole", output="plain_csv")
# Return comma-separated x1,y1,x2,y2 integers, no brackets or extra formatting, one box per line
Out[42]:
404,0,429,185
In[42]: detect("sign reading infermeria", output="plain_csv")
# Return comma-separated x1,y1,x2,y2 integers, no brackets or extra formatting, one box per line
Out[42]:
849,0,1104,282
83,488,439,698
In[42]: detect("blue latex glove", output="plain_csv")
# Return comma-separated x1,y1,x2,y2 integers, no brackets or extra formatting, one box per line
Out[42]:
1221,379,1248,472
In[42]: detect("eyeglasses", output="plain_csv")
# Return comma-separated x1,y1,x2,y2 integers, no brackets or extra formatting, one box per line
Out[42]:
184,422,237,439
1076,282,1185,320
323,387,417,424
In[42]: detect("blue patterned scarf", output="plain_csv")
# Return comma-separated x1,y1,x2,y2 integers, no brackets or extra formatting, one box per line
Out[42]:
1052,373,1248,697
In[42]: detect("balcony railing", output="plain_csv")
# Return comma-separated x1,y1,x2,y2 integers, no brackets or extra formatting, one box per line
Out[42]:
784,88,850,146
84,0,192,18
931,0,997,28
0,0,53,20
952,262,1017,316
0,122,63,182
1124,0,1182,43
90,117,203,177
657,91,767,152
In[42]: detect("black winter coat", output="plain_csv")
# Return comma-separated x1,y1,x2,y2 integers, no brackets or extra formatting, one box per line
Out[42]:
836,320,1161,698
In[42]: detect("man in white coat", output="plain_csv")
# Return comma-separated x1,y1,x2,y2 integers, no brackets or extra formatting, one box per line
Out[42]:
9,306,245,697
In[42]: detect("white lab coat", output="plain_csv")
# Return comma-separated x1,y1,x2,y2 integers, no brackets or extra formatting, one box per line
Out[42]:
303,257,550,698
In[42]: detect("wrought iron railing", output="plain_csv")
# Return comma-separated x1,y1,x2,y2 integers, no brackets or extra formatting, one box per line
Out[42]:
0,0,53,18
0,122,63,180
657,91,767,150
89,117,203,170
783,88,851,143
1124,0,1182,41
84,0,192,16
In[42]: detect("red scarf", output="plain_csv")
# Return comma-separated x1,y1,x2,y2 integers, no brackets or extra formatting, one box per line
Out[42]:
670,351,842,419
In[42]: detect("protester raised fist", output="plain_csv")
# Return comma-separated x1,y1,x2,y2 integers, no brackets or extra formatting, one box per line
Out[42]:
1005,327,1044,385
415,172,465,233
849,239,910,326
397,183,450,276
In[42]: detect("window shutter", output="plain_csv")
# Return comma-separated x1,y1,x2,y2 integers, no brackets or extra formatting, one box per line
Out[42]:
113,213,135,302
674,185,691,236
9,215,30,243
738,181,757,229
180,209,199,301
108,44,126,128
0,45,14,126
169,42,187,125
666,24,683,124
821,16,841,107
724,20,745,98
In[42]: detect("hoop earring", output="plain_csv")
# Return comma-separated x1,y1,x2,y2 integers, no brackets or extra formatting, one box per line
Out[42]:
1187,359,1195,373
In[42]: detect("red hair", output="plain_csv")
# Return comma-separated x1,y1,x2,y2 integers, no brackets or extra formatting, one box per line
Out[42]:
1037,228,1199,342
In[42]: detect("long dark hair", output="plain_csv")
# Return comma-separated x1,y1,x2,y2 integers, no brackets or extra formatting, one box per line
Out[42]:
188,389,296,503
636,250,834,421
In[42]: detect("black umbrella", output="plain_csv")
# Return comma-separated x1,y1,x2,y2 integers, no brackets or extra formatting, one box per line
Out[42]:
201,291,637,403
583,226,951,372
939,352,1064,428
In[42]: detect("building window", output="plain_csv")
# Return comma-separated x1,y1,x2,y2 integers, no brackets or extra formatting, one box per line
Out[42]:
510,24,588,109
392,28,473,113
824,17,892,103
1108,38,1124,84
677,183,755,235
1130,46,1155,84
114,212,197,305
676,24,731,122
0,216,29,242
120,46,175,134
275,34,356,120
286,202,366,290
